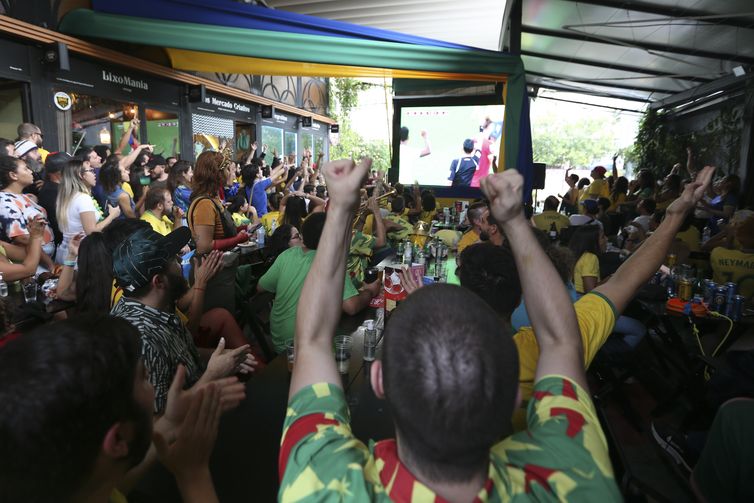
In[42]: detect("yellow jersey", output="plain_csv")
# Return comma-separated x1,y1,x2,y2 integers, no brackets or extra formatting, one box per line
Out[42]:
457,230,480,254
573,252,600,294
532,210,570,233
140,211,173,236
711,247,754,300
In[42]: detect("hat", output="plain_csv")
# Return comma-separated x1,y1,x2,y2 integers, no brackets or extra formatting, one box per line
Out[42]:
147,154,166,169
14,139,38,158
581,199,599,214
44,151,72,174
592,165,607,176
113,227,191,292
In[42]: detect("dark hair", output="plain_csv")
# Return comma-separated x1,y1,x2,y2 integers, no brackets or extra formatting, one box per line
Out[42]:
44,152,71,175
191,151,225,200
530,228,574,285
723,174,741,195
611,176,628,202
303,184,315,194
144,186,168,211
227,193,247,214
167,160,191,194
0,314,145,502
0,138,14,155
268,192,281,211
74,146,95,164
283,196,308,230
76,219,151,314
568,225,602,260
597,197,611,212
301,211,326,250
462,139,474,154
568,173,579,184
0,155,22,189
458,242,521,318
241,164,259,187
467,201,488,225
638,169,655,190
315,185,326,199
382,284,519,481
664,174,681,193
421,192,436,212
543,196,559,211
391,196,405,214
639,198,657,214
99,157,122,193
577,178,591,190
399,126,409,142
93,145,110,163
269,223,295,258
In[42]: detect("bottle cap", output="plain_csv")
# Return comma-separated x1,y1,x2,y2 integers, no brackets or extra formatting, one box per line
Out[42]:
365,320,374,330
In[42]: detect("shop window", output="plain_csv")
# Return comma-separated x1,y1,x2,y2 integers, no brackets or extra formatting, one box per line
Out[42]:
146,109,180,159
261,125,283,158
58,93,139,157
301,133,314,158
235,123,255,161
314,135,325,161
284,131,297,163
0,79,24,140
192,113,233,158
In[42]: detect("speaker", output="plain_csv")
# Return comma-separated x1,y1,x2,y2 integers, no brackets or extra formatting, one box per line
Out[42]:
329,124,339,133
43,42,70,71
532,163,546,189
261,105,274,118
301,116,312,127
187,84,206,103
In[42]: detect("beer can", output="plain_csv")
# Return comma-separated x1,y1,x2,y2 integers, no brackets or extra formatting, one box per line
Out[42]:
692,294,704,305
712,286,727,313
704,281,717,305
730,295,745,322
678,278,692,301
725,282,737,306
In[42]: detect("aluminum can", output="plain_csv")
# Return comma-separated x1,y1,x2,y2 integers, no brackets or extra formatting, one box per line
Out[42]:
730,295,745,322
678,278,692,301
704,281,717,305
725,282,737,307
712,286,727,313
692,295,704,305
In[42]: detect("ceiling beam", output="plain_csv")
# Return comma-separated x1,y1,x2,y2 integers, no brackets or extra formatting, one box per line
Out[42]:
532,94,646,113
528,80,653,103
521,50,714,83
526,70,680,95
650,73,752,110
522,25,754,65
557,0,754,31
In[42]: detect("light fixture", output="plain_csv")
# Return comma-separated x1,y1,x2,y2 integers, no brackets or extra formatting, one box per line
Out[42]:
99,127,111,144
733,66,746,77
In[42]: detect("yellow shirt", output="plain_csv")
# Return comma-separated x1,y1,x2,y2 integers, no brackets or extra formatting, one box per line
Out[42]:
435,229,461,248
676,226,701,253
140,211,174,236
512,291,616,431
607,193,626,213
122,182,135,199
574,252,600,294
362,213,375,236
261,210,280,236
457,230,480,254
532,210,570,233
586,179,610,199
419,210,434,224
711,247,754,300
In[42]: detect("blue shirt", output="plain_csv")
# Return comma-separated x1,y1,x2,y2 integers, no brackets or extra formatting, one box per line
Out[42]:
511,282,581,331
105,186,135,219
251,178,273,217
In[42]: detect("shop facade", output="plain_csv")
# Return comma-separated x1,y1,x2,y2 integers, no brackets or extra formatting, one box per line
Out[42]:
260,109,329,165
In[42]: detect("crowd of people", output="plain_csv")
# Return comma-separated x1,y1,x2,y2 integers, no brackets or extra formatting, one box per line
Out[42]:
0,116,752,502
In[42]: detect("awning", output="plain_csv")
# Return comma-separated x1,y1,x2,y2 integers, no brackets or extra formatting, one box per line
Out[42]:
59,1,533,194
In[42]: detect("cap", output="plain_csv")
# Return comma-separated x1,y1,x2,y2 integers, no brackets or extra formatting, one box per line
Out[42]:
44,151,73,174
592,165,607,176
581,199,599,214
14,139,38,158
112,227,191,292
147,154,166,168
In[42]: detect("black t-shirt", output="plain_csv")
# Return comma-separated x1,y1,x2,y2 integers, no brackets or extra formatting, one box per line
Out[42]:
449,156,478,187
37,181,61,244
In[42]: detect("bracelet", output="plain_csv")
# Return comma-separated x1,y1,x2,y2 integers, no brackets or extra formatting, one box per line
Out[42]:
63,259,77,267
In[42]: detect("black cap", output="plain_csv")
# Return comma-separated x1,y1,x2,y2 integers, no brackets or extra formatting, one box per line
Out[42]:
112,227,191,292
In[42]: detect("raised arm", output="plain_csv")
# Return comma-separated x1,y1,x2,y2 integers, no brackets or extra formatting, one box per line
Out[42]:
419,130,431,157
595,166,715,314
289,158,371,399
367,196,386,248
115,119,139,155
118,144,151,172
481,170,585,388
612,154,619,179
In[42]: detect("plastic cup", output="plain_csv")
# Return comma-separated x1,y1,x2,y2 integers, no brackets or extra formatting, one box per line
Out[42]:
22,277,37,303
334,335,352,374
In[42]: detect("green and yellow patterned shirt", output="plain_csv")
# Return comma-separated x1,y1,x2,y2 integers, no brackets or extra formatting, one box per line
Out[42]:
384,213,413,246
279,377,621,502
347,230,377,286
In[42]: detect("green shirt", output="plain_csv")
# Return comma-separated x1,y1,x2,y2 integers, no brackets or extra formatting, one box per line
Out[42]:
259,246,359,351
347,231,377,286
279,376,621,502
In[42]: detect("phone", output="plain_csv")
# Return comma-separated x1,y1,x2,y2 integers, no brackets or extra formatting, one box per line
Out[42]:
139,175,151,186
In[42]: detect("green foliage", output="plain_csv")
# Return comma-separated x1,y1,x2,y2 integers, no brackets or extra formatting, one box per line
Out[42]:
532,107,622,168
328,78,390,172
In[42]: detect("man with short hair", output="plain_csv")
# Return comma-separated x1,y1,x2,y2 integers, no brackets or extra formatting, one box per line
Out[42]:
0,314,233,503
448,138,479,187
457,201,489,253
586,164,610,199
481,211,505,246
111,226,255,413
16,122,49,161
38,151,71,245
532,195,570,233
279,159,621,501
459,165,715,430
75,146,103,170
257,211,381,352
148,154,169,190
141,186,184,236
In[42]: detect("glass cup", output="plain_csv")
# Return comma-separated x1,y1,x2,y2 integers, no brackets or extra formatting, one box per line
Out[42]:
334,334,352,374
22,277,37,303
363,325,377,362
286,341,295,372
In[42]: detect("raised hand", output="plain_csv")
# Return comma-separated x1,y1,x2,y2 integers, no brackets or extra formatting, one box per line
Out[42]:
66,232,86,260
205,337,257,380
399,267,423,295
321,158,371,212
366,196,379,215
107,203,122,219
480,169,524,224
667,165,715,217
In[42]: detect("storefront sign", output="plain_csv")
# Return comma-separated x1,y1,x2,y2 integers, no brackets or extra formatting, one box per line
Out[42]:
101,70,149,91
193,93,256,121
53,91,72,111
204,96,251,113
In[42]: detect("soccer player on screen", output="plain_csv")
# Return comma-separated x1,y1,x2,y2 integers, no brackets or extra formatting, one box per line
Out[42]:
448,138,479,187
398,127,431,178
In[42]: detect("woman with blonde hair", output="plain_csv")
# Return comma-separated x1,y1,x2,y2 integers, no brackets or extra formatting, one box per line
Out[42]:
55,159,120,263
